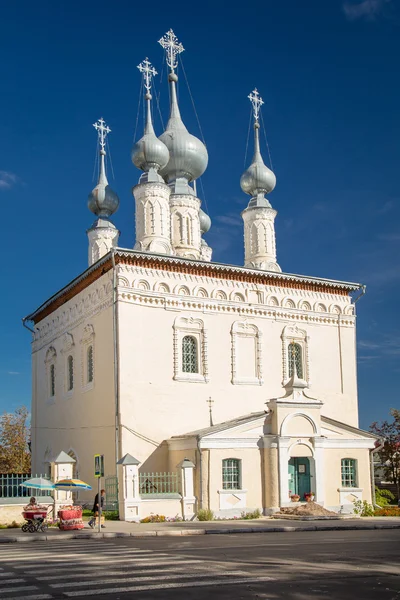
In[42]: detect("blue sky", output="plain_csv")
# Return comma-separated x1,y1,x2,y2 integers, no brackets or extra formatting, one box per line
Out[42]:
0,0,398,428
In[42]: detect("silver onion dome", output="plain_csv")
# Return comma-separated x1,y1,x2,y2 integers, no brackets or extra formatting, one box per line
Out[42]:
240,122,276,205
132,92,170,181
159,73,208,192
88,150,120,218
199,207,211,234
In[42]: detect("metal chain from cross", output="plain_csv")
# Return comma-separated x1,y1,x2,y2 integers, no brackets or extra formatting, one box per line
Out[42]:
137,57,157,92
248,88,264,122
158,29,184,72
93,117,111,150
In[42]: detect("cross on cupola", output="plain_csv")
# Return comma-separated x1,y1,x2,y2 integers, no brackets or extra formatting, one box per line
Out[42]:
158,29,184,72
137,58,157,92
248,88,264,122
93,117,111,151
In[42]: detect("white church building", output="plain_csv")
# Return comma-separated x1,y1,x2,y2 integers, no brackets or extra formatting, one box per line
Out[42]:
24,30,376,520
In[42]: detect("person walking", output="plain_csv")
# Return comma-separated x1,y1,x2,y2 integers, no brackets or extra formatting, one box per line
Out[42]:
88,489,105,528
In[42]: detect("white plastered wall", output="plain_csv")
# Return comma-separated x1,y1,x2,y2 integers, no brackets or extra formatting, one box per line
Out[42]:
30,272,116,503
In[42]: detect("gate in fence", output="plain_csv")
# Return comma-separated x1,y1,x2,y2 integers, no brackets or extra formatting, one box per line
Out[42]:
105,475,118,511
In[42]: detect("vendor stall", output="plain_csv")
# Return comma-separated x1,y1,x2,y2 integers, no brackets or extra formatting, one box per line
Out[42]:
57,506,84,530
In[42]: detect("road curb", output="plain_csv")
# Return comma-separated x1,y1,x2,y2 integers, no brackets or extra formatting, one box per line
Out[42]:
0,522,399,542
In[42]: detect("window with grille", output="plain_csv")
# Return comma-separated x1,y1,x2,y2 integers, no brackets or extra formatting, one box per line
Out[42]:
288,342,303,379
50,364,55,397
87,345,94,383
67,355,74,391
341,458,357,487
182,336,198,373
222,458,241,490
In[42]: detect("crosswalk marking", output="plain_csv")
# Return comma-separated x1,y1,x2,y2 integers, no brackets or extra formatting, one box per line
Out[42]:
50,571,250,588
0,596,52,600
2,549,152,560
0,538,276,599
64,577,275,597
0,586,38,595
21,558,204,574
36,563,228,581
5,553,171,566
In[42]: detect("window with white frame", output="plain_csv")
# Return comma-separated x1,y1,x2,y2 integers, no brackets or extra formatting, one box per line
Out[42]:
341,458,357,487
231,320,263,385
288,342,303,379
81,324,95,389
182,336,198,373
67,355,74,391
61,332,75,395
281,325,309,384
222,458,241,490
173,316,208,382
50,364,56,397
45,346,57,401
87,345,94,383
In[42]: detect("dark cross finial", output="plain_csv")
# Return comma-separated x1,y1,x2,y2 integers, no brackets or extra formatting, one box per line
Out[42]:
207,396,214,427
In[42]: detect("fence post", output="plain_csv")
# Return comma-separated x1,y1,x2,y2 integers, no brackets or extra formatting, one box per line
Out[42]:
116,454,141,522
178,458,196,521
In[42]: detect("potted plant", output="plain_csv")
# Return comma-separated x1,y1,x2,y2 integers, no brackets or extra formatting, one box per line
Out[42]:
304,492,315,502
290,494,300,502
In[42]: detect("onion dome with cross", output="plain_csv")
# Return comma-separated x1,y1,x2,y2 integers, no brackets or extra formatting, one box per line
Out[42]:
158,29,208,195
88,118,120,218
240,89,276,208
132,58,170,183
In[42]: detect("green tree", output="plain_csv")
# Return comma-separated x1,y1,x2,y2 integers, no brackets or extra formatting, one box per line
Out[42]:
370,409,400,499
0,406,31,473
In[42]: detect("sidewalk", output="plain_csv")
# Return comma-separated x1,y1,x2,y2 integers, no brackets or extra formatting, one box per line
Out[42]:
1,516,399,542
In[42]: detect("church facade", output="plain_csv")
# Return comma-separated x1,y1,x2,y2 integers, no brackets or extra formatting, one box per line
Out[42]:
24,30,376,519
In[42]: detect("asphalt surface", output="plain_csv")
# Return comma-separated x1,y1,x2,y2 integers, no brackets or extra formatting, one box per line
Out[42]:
0,529,398,599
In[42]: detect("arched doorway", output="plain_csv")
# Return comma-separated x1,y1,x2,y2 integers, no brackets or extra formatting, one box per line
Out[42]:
288,457,311,500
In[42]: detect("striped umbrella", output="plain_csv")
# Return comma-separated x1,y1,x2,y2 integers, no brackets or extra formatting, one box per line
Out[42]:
55,479,92,490
19,477,55,491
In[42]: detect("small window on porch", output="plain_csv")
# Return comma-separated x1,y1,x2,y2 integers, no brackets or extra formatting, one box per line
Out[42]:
341,458,357,487
288,342,303,379
222,458,241,490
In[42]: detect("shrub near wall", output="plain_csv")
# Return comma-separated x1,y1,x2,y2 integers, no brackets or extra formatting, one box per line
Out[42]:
374,507,400,517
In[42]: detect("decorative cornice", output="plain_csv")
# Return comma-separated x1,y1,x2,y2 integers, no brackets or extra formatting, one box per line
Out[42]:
24,248,362,325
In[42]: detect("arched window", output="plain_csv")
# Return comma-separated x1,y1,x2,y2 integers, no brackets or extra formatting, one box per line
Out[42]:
87,345,94,384
67,355,74,391
341,458,357,487
182,336,198,373
288,342,303,379
50,364,55,397
222,458,241,490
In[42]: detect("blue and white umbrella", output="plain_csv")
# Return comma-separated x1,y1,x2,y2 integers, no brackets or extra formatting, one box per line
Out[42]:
19,477,55,491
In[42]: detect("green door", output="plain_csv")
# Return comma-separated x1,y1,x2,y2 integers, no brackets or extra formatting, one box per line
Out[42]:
288,458,311,500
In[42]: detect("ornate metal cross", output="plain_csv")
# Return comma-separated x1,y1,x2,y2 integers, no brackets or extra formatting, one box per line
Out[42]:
137,57,157,92
93,117,111,151
248,88,264,122
158,29,184,72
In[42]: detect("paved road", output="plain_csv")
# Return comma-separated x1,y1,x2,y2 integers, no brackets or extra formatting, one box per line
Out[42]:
0,529,399,599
